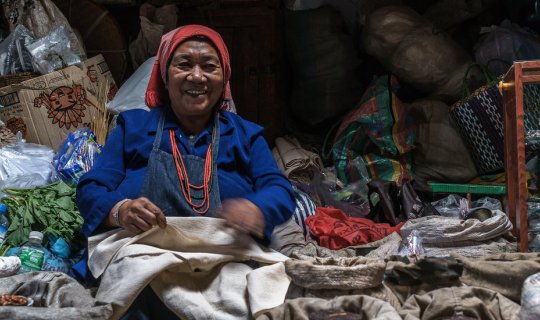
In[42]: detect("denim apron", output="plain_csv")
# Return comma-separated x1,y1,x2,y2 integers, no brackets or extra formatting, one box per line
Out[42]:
122,110,221,320
139,110,221,217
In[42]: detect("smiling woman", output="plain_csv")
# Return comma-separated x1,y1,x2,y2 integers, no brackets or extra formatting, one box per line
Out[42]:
74,24,297,319
166,39,224,133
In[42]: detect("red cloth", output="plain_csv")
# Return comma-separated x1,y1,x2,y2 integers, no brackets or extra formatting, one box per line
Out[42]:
145,24,234,111
305,207,403,250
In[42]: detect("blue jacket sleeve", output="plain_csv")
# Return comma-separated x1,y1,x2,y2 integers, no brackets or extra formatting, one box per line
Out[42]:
76,116,129,237
243,132,296,242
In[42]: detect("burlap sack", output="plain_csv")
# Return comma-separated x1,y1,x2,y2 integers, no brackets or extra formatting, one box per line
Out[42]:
423,0,485,30
410,99,478,182
362,6,476,100
291,232,402,261
129,3,178,69
285,257,385,290
399,286,520,320
256,295,401,320
0,271,112,320
455,253,540,302
384,257,464,304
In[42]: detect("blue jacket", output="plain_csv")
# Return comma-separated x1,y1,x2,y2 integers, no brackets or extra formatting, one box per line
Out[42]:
74,107,295,280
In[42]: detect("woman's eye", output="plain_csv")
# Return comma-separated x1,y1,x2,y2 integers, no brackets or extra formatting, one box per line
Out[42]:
176,62,191,70
203,64,218,72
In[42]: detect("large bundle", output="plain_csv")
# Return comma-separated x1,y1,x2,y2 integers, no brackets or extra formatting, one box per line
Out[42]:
410,99,478,182
1,0,85,58
362,6,476,100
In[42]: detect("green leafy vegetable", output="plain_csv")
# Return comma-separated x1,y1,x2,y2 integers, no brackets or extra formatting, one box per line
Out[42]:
1,181,83,247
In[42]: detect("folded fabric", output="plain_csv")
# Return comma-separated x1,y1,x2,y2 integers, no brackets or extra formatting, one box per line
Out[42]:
400,210,513,244
285,256,385,290
399,286,520,320
306,207,403,250
270,218,308,257
0,272,112,319
88,217,291,320
255,295,401,320
272,136,324,184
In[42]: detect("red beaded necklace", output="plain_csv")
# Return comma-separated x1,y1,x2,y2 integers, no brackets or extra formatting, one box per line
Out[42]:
169,121,217,215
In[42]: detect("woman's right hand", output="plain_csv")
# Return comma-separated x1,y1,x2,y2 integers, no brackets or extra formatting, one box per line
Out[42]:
114,197,167,233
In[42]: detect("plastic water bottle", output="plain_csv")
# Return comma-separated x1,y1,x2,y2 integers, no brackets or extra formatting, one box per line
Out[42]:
521,272,540,319
529,202,540,252
18,231,45,273
0,203,9,245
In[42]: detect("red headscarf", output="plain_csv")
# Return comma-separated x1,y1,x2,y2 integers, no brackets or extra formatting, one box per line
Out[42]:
145,25,235,112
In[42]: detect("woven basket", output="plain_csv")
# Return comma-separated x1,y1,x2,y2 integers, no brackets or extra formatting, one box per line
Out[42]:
0,72,39,89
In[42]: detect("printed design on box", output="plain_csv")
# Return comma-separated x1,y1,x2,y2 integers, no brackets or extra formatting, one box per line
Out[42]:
33,85,94,130
6,117,26,138
87,66,98,83
108,83,118,102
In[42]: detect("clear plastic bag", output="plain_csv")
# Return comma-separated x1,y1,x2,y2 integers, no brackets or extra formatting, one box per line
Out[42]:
398,229,425,258
52,129,102,185
526,130,540,150
310,167,370,217
470,197,502,212
0,136,56,197
521,272,540,319
26,24,82,75
432,195,502,220
431,194,468,218
0,24,35,75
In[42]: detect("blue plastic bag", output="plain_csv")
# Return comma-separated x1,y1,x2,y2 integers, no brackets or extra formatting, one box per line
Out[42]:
52,129,102,185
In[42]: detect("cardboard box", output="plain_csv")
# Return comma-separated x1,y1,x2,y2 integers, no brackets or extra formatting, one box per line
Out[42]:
0,54,117,150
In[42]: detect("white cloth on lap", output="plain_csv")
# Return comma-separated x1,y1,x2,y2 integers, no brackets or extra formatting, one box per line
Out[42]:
88,217,291,320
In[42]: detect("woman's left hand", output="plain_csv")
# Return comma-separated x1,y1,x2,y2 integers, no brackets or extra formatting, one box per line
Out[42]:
217,199,265,239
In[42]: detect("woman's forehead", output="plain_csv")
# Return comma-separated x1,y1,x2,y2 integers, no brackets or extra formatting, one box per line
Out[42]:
172,39,220,60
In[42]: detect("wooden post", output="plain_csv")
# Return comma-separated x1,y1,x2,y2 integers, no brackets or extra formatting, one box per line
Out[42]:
502,60,540,252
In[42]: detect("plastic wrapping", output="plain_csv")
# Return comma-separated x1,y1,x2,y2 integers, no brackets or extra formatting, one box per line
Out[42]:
431,194,468,218
26,24,82,75
0,24,35,75
107,56,153,114
526,130,540,151
52,129,102,185
310,167,370,217
529,202,540,252
470,197,503,212
475,20,540,77
0,136,56,197
431,195,502,219
528,150,540,198
398,229,424,258
1,0,86,59
521,272,540,319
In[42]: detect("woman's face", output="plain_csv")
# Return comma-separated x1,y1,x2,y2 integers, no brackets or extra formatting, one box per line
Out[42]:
166,39,224,118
